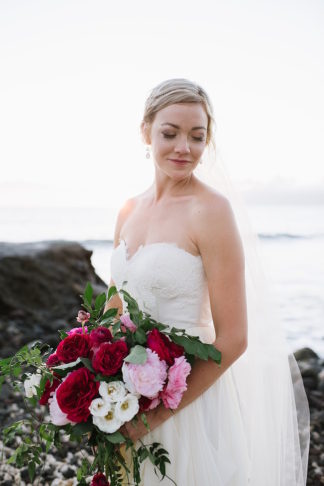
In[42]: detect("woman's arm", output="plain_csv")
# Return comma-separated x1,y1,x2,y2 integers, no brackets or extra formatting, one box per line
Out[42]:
122,194,248,441
103,199,136,315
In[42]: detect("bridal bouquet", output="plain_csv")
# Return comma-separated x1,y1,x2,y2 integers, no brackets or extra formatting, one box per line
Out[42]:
0,283,221,486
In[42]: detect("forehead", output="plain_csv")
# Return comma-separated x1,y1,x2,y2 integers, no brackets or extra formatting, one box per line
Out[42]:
153,103,208,128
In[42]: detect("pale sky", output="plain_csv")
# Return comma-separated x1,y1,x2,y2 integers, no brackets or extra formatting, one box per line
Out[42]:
0,0,323,209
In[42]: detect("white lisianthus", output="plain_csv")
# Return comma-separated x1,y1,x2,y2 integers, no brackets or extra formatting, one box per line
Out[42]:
99,380,127,403
92,404,123,433
24,372,42,398
121,362,137,395
89,397,111,417
115,394,139,422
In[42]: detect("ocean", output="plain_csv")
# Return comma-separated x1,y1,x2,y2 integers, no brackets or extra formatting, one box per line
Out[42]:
1,204,323,357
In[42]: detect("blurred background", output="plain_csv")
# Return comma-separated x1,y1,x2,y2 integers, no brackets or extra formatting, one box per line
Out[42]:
0,0,323,356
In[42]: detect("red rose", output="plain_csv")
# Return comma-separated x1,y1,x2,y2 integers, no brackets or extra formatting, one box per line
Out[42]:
147,329,184,366
92,341,128,376
56,333,91,364
91,473,110,486
56,368,99,422
90,326,113,349
138,395,161,413
46,352,61,368
39,377,61,405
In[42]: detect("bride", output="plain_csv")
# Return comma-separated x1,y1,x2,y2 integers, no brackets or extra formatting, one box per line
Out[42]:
106,79,310,485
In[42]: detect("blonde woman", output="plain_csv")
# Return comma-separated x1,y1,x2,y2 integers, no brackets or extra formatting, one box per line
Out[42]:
106,79,309,485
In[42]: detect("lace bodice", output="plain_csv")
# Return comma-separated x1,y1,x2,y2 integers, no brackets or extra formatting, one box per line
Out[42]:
110,240,215,343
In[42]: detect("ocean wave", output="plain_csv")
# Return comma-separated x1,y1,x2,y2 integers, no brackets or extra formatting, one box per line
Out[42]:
258,233,324,240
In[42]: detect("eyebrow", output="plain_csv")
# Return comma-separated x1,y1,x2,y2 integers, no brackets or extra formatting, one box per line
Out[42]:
161,122,207,131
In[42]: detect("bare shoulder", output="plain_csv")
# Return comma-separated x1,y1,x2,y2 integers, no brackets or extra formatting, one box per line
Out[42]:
113,195,140,246
191,181,234,230
191,182,244,269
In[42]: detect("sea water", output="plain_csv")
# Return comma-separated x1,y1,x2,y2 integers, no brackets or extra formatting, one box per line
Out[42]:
0,204,323,357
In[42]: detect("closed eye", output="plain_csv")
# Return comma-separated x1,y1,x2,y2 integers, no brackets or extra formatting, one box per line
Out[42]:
162,132,205,142
162,133,176,139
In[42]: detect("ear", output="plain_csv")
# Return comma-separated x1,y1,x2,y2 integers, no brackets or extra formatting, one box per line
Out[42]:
141,121,151,145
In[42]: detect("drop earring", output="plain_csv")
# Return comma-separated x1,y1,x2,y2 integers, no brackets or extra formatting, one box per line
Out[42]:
145,146,150,159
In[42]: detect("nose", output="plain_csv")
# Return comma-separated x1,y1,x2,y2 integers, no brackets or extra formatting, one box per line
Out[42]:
175,136,190,154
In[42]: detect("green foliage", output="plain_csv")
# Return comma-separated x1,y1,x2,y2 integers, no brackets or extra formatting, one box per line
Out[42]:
0,281,222,486
124,345,147,364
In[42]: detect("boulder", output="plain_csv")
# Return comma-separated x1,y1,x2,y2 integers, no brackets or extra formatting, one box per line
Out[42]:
0,241,107,357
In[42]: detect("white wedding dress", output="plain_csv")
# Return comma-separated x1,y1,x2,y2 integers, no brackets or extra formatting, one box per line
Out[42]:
111,239,309,486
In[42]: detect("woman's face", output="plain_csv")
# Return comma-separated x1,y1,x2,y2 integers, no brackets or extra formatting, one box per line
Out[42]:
145,103,208,179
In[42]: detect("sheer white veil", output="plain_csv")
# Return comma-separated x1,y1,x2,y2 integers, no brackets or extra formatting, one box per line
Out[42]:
195,147,310,485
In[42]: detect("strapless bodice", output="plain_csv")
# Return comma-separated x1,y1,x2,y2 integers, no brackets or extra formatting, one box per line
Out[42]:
110,240,215,343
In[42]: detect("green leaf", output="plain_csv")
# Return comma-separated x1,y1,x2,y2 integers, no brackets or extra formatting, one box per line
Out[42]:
141,413,150,431
84,282,93,306
101,308,118,320
134,328,146,344
170,335,197,355
107,285,117,300
95,292,106,311
28,461,36,482
124,345,147,364
207,345,222,364
12,365,22,377
195,342,209,360
106,431,126,444
79,357,95,373
119,289,140,316
71,421,93,437
58,330,68,340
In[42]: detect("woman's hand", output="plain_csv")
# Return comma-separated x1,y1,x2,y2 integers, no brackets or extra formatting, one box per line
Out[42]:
119,405,173,443
119,419,146,443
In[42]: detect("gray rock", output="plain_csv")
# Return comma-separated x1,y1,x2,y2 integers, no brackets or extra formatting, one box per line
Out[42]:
294,347,319,361
0,241,106,357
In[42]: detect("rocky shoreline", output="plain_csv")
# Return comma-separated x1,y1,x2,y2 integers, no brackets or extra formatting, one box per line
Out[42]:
0,241,323,485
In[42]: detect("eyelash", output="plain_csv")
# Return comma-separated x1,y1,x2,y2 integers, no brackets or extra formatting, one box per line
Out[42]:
162,133,205,142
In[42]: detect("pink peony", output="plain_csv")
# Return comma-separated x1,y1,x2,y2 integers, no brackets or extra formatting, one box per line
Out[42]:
161,356,191,409
67,326,88,336
76,310,91,324
120,314,137,333
122,348,167,398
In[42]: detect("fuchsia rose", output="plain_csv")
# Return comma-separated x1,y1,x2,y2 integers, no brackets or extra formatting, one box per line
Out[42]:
56,333,91,364
56,367,99,422
122,348,167,398
46,353,61,368
67,326,88,336
147,329,184,366
91,473,110,486
161,356,191,409
89,326,113,349
39,377,61,405
92,340,128,376
120,313,137,333
76,310,91,324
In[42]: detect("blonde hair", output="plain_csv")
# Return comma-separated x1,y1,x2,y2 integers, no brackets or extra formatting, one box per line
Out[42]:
142,78,215,147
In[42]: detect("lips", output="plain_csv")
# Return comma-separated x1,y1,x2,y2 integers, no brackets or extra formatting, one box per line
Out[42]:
169,159,191,164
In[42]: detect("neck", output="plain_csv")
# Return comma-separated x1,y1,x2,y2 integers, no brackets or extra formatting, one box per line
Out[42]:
151,167,197,203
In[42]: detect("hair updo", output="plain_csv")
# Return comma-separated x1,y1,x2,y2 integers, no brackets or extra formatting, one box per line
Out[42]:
142,78,215,147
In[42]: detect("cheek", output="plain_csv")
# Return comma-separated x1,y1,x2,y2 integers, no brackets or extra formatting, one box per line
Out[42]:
153,139,172,155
